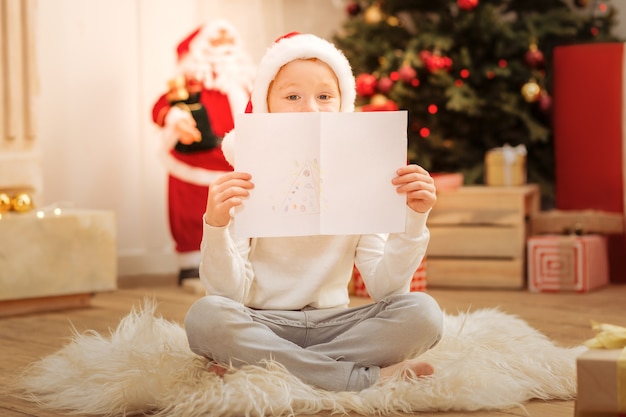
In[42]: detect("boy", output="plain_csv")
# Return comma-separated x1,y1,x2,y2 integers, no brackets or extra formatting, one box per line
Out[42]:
184,33,443,392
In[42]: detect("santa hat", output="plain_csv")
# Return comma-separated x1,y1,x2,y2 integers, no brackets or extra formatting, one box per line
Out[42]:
220,33,356,167
250,32,356,113
176,27,201,62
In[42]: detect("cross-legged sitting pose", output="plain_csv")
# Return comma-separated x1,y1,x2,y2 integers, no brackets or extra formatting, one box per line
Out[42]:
184,32,443,392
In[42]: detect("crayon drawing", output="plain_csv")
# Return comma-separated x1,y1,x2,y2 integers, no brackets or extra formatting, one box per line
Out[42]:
278,159,321,215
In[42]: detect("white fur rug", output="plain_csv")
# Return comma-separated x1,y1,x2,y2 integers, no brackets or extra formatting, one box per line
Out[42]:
16,300,584,416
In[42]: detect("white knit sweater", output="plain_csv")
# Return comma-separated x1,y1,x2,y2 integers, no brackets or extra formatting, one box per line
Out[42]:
199,207,430,310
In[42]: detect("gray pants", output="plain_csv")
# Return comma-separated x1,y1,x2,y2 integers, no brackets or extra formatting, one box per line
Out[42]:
184,292,443,392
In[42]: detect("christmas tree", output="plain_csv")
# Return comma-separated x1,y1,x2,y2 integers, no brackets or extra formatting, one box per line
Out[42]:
333,0,621,205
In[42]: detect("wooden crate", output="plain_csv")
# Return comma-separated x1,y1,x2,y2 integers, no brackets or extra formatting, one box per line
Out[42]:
531,209,624,235
426,185,540,289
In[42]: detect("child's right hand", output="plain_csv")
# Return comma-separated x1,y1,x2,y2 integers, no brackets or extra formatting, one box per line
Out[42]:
205,172,254,227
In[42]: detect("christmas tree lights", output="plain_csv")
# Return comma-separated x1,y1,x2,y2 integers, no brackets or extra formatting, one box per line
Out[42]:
334,0,621,204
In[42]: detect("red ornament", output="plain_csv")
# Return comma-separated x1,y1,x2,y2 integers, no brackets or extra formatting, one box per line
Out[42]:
355,73,377,97
346,1,362,16
398,65,417,83
525,44,545,69
420,50,453,73
457,0,479,11
377,76,394,94
539,92,552,113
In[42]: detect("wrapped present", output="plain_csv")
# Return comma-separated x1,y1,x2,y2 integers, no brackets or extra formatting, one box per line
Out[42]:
575,322,626,417
553,43,626,283
576,348,626,417
350,258,427,297
527,234,609,292
484,144,526,186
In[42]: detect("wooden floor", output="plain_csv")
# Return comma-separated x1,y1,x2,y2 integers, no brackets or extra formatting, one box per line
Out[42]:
1,278,625,417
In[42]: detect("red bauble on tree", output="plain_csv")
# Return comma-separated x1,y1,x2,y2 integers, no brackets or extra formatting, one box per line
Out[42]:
377,76,395,94
539,92,552,113
398,65,417,83
420,50,453,73
458,0,479,11
355,73,377,97
524,44,545,69
346,1,362,17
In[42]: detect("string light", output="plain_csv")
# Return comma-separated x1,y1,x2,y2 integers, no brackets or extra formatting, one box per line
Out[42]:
0,201,74,221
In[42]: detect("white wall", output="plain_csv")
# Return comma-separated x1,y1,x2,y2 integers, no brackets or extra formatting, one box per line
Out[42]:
34,0,346,277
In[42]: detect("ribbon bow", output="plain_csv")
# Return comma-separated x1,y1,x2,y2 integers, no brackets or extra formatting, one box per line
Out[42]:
584,321,626,349
500,143,527,164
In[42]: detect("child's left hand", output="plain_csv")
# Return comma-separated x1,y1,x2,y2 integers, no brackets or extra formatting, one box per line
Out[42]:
392,164,437,213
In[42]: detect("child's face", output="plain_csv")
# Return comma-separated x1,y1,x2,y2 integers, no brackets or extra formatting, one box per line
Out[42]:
267,59,341,113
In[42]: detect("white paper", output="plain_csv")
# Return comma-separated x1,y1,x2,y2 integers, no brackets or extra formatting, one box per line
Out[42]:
234,111,407,237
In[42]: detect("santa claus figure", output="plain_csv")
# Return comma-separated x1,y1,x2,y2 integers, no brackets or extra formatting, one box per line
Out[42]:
152,19,255,287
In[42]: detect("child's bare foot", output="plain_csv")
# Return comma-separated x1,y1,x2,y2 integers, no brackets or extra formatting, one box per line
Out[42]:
208,362,228,377
380,360,434,381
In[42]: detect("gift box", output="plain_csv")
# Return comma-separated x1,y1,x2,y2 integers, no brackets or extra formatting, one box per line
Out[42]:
527,234,609,292
484,144,526,186
349,258,427,297
575,348,626,417
553,42,626,283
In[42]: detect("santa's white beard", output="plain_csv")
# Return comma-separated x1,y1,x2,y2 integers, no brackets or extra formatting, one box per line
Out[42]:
181,48,255,96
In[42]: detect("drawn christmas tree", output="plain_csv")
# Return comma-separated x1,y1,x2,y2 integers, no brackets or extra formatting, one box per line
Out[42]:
279,159,320,215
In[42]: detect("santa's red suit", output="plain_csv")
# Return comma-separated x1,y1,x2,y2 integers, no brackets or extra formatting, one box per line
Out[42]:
151,19,254,283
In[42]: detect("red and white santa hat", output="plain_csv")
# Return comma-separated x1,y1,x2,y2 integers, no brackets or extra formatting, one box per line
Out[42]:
221,33,356,166
250,32,356,113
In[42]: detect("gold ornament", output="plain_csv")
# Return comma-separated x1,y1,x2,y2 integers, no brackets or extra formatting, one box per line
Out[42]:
0,193,11,212
364,4,383,24
370,94,388,106
11,192,33,212
521,79,541,103
387,16,399,26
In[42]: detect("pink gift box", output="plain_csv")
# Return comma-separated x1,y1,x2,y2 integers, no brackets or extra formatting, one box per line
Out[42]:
527,234,609,293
